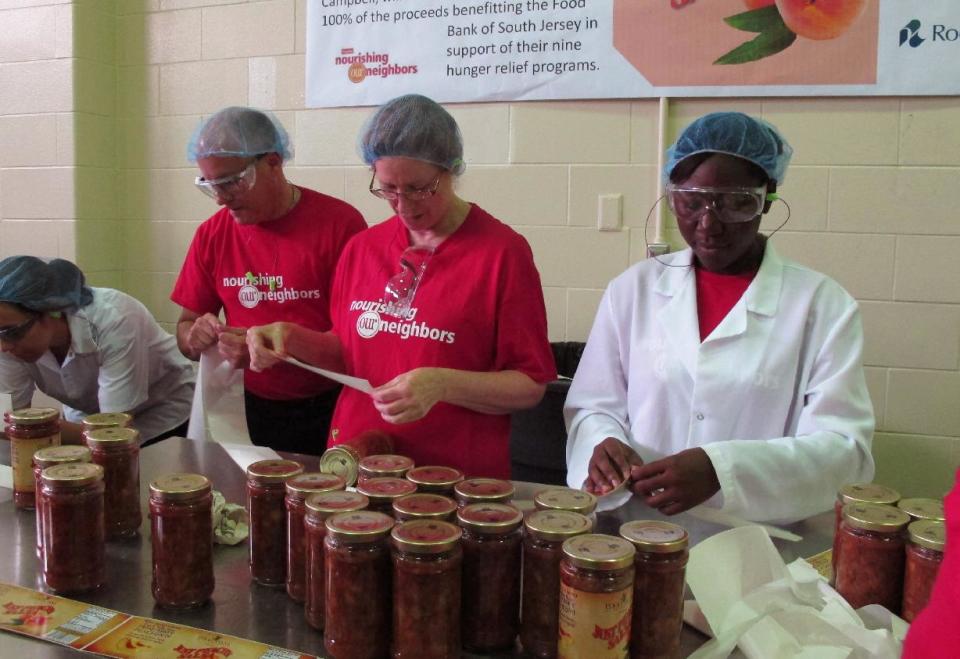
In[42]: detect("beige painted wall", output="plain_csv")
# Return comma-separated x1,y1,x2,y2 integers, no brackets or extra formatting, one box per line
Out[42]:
1,0,958,495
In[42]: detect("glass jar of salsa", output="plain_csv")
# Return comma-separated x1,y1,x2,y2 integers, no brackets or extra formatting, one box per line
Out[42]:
357,476,418,515
454,478,514,509
558,534,635,659
393,493,457,522
304,491,369,631
149,473,214,609
85,426,142,539
901,519,945,623
320,429,395,487
358,454,414,484
391,519,463,659
5,407,60,510
619,520,689,659
458,502,523,652
39,462,105,593
834,502,910,612
33,445,91,558
520,510,593,658
285,472,345,603
81,411,132,439
534,487,598,517
832,483,899,582
324,510,394,659
246,459,304,586
405,465,464,495
897,497,946,523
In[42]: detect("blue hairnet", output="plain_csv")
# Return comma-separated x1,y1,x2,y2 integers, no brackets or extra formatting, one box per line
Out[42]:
664,112,792,185
0,256,93,312
187,106,292,162
359,94,465,175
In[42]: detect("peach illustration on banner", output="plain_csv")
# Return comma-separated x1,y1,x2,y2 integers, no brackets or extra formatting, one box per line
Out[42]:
776,0,868,40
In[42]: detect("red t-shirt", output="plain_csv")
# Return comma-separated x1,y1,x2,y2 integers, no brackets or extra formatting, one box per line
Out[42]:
695,266,757,341
171,187,366,400
328,205,556,479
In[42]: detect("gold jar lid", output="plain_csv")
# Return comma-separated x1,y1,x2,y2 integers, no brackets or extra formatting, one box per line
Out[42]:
562,534,636,570
357,477,418,504
305,490,369,517
908,519,946,552
84,426,139,447
246,459,304,484
391,519,462,554
534,488,597,515
454,478,514,504
837,483,900,507
33,445,91,469
41,462,104,487
524,510,593,541
620,520,689,553
406,465,464,490
82,412,132,430
149,473,211,501
325,510,394,542
393,493,457,521
5,407,59,425
457,502,523,534
318,446,360,487
285,472,346,497
897,497,946,522
842,502,911,533
359,454,415,478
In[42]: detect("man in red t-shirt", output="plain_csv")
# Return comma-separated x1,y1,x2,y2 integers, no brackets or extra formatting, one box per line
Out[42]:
171,106,366,452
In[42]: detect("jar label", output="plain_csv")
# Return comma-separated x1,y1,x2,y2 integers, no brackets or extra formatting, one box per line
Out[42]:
557,582,631,658
12,434,60,493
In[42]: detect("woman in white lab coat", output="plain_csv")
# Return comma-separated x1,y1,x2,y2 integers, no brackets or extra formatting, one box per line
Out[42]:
564,112,874,523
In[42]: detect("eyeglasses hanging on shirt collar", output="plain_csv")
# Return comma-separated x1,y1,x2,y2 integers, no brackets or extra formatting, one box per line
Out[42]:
0,315,38,343
383,246,435,319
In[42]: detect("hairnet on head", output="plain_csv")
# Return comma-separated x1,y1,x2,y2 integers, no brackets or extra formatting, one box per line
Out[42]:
0,256,93,312
187,106,292,163
359,94,465,175
664,112,792,185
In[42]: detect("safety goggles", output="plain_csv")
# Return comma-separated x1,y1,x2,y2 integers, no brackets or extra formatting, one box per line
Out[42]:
369,173,443,202
0,316,37,343
383,246,435,319
194,160,258,200
666,184,769,224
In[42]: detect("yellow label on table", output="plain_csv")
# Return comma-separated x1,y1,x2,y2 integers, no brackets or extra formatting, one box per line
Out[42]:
805,548,834,582
557,581,632,658
0,582,128,648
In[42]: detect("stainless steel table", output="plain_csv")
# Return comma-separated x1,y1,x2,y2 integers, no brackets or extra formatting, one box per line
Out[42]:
0,438,833,657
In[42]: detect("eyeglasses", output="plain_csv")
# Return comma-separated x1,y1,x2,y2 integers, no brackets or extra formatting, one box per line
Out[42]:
666,184,769,224
0,316,37,343
369,173,443,202
194,160,258,200
383,246,435,319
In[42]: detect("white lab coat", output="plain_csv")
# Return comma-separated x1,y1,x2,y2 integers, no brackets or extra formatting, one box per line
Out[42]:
564,243,875,523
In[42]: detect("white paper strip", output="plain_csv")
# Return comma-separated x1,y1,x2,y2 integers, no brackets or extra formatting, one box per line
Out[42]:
283,356,373,394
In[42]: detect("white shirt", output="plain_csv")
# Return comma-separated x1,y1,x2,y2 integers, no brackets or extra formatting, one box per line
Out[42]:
564,244,875,523
0,288,196,442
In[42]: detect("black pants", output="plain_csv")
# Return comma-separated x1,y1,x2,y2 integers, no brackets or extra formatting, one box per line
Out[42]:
243,388,341,455
141,420,190,448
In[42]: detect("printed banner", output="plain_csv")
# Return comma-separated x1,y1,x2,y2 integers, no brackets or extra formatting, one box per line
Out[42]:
305,0,960,107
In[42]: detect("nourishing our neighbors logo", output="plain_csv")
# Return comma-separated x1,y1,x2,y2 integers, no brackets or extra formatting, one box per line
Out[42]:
351,300,456,344
335,48,418,83
223,273,321,310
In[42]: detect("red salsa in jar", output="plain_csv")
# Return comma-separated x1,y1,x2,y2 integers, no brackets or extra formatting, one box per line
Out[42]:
834,502,910,612
320,429,394,487
620,520,689,659
454,478,514,509
405,465,464,495
33,445,91,558
457,502,523,653
324,510,394,659
358,454,414,484
897,497,946,523
391,519,463,659
5,407,61,510
149,473,214,609
901,519,945,623
85,426,142,539
285,472,345,603
520,509,593,659
246,459,304,586
356,476,417,515
832,483,899,581
39,462,105,594
558,534,635,659
304,490,369,631
393,493,457,522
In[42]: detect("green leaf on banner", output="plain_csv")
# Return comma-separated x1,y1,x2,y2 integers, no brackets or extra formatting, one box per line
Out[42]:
714,22,797,65
723,5,784,33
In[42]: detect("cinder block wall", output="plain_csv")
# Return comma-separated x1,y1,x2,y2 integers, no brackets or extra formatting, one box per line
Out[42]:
0,0,957,496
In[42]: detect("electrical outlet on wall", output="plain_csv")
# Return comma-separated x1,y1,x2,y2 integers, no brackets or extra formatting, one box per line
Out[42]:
597,193,622,231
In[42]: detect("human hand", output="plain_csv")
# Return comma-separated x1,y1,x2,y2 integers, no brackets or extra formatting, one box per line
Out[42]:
371,368,447,424
186,313,221,354
246,322,291,372
629,448,720,516
584,437,644,496
217,326,250,369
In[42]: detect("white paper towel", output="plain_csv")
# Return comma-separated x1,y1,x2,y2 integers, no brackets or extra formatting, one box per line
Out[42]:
187,349,252,445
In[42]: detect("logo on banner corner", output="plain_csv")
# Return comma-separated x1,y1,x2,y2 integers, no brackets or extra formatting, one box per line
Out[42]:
899,20,924,48
335,47,418,84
